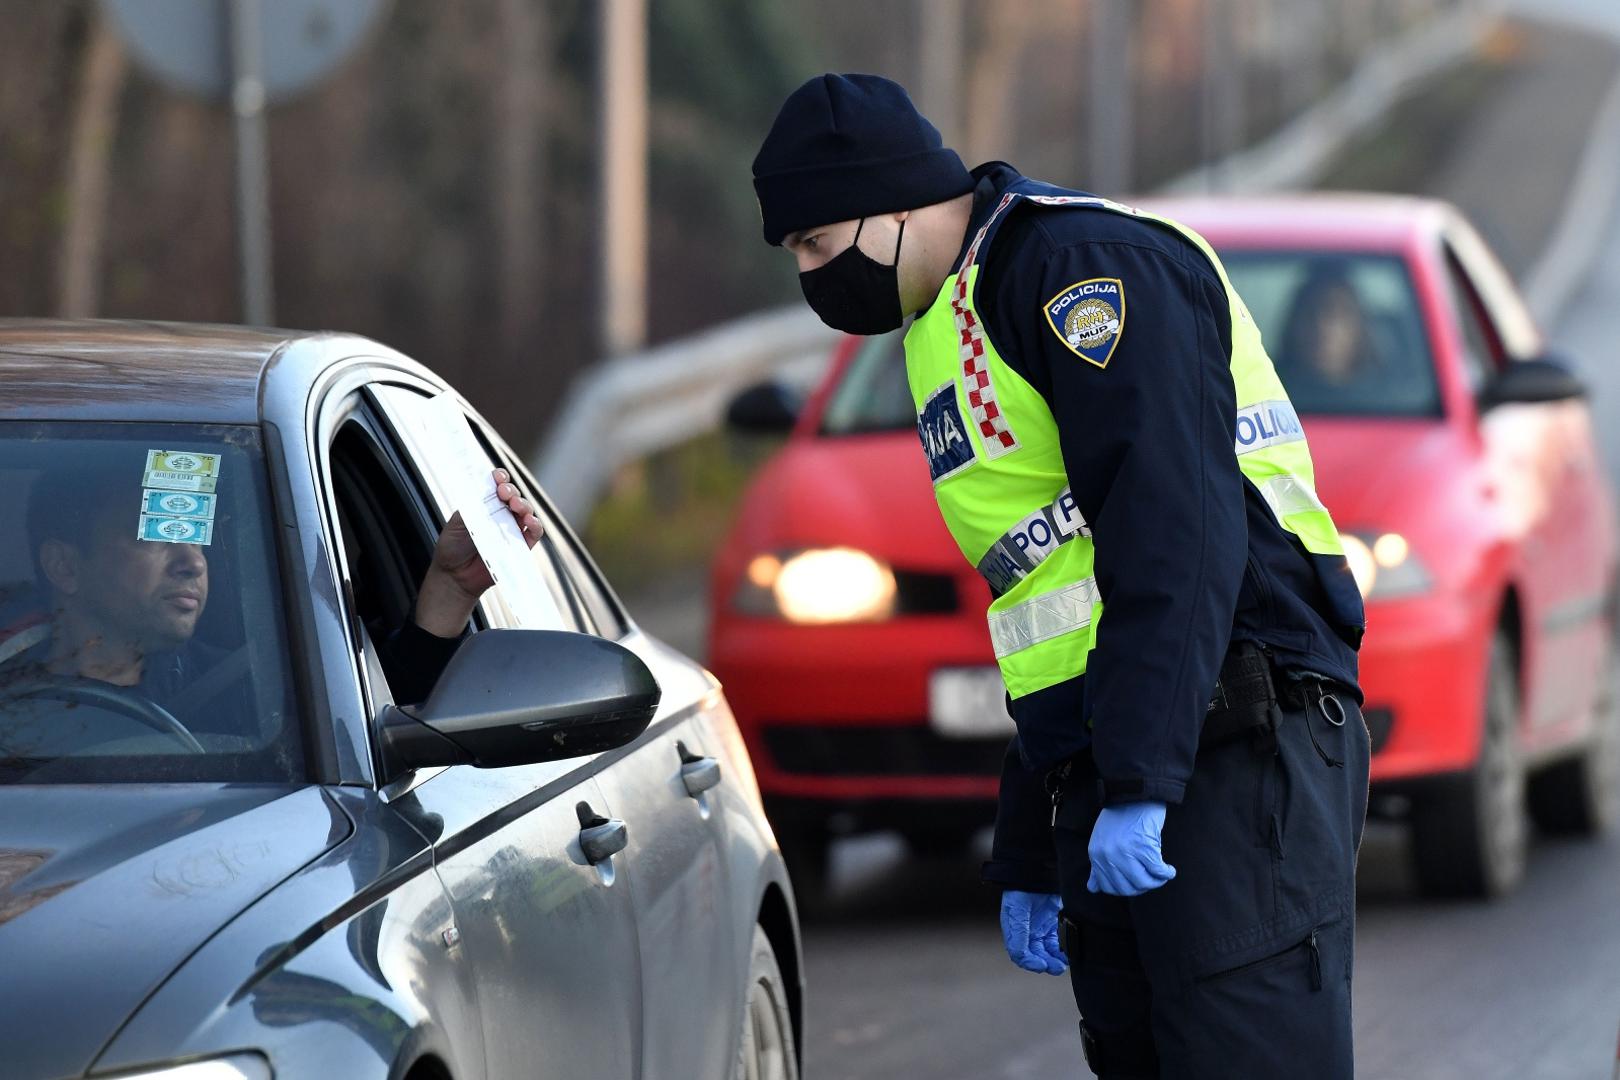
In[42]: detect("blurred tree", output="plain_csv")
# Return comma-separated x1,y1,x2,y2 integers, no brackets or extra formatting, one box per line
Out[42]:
643,0,816,340
0,0,1459,448
0,1,81,317
962,2,1067,166
56,10,126,317
493,0,549,368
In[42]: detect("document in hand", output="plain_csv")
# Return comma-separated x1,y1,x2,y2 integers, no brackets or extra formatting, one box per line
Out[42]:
374,387,561,628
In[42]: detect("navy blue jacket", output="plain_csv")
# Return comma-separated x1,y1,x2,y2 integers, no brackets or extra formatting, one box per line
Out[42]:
958,165,1366,892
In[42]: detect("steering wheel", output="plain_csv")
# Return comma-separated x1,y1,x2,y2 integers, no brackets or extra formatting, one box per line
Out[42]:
0,675,206,754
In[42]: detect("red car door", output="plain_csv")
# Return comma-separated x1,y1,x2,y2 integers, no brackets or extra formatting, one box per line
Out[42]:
1445,232,1608,748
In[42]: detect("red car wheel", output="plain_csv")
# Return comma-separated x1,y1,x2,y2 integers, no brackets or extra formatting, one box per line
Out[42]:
1410,630,1529,898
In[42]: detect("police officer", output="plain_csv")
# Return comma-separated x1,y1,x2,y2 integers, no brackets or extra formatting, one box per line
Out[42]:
752,74,1370,1079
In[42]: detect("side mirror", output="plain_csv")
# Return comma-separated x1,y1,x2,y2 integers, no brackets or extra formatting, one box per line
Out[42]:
1480,354,1588,410
378,629,660,776
725,381,802,434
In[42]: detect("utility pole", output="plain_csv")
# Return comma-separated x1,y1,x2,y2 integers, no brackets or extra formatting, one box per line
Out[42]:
1087,0,1134,195
228,0,274,326
598,0,648,358
57,13,127,318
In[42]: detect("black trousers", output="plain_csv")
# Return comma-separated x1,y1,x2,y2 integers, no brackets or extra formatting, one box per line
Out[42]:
1051,694,1371,1079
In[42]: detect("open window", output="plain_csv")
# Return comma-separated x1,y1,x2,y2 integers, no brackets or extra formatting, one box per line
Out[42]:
368,383,588,635
462,413,631,641
326,409,451,711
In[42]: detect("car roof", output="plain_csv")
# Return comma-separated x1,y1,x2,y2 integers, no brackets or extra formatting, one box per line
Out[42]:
0,318,344,423
1133,192,1453,250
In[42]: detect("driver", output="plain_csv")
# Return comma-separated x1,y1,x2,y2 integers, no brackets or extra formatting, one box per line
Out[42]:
0,466,542,714
1278,264,1377,395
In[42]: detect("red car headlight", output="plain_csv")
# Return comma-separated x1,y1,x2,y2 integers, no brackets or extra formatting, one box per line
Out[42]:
1343,531,1432,600
733,547,898,624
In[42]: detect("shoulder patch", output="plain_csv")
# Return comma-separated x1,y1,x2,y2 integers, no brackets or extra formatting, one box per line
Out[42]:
1043,278,1125,369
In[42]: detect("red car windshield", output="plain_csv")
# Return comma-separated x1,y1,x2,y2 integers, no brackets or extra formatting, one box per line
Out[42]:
821,251,1442,432
1223,251,1442,418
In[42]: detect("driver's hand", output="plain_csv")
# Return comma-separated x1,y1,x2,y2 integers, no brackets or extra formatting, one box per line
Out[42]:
414,469,543,637
431,469,544,597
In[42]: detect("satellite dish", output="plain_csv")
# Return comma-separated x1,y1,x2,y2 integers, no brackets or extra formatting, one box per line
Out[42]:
99,0,389,104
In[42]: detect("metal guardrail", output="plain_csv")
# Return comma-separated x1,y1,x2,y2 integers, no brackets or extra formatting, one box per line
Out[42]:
532,304,837,521
529,2,1497,523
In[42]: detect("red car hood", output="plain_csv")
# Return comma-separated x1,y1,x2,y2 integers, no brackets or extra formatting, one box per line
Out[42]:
732,418,1461,569
1301,416,1464,530
737,431,961,569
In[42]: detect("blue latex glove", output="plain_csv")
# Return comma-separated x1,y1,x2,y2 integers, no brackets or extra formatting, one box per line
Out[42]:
1087,801,1176,896
1000,890,1068,975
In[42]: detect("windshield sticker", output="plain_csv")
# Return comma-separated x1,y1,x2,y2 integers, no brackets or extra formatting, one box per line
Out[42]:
141,489,216,520
142,449,221,493
137,515,214,546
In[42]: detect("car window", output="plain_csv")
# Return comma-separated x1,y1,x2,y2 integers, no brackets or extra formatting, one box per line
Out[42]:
465,415,631,640
1444,220,1542,361
542,514,628,639
1223,251,1441,417
821,330,913,435
367,383,572,633
325,412,448,711
1443,247,1505,395
0,421,304,784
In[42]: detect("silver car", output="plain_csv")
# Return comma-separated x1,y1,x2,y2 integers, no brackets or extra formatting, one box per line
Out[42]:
0,320,802,1080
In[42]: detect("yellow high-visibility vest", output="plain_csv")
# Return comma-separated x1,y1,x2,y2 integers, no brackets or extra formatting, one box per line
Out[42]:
904,186,1347,700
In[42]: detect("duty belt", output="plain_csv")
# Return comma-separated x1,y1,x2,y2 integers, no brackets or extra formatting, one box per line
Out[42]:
1048,644,1283,822
1204,644,1355,755
1200,642,1281,752
975,485,1092,595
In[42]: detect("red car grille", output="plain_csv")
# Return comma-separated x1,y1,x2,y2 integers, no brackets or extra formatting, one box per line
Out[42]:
762,725,1005,777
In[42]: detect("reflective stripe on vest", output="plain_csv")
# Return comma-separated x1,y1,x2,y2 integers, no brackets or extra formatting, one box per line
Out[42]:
1257,475,1328,521
989,577,1100,660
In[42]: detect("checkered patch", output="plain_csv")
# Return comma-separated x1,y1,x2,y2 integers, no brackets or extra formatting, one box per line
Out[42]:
952,193,1021,459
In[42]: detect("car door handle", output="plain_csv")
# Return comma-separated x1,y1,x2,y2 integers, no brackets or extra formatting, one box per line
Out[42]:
677,740,722,797
580,819,628,864
577,802,629,865
681,758,722,797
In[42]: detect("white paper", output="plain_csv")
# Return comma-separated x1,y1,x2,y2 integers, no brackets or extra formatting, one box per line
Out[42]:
388,391,558,628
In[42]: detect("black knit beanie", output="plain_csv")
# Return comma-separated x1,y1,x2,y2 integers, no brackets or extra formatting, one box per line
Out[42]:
752,73,974,247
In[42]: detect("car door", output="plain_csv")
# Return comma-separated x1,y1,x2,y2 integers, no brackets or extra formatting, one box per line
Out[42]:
502,455,745,1080
1444,234,1606,741
435,398,746,1080
318,382,645,1080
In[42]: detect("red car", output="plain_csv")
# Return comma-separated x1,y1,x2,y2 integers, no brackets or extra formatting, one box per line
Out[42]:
709,194,1620,898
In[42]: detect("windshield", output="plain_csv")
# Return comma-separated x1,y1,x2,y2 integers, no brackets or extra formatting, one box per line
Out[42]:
819,252,1441,431
820,330,914,435
1223,251,1441,417
0,423,304,784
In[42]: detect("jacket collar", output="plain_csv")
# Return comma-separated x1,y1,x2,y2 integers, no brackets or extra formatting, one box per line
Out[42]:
951,161,1025,270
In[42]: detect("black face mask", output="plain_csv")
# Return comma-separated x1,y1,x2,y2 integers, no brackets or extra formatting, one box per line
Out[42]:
798,217,906,335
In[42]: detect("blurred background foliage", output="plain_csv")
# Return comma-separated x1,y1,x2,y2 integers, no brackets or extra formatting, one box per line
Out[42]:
0,0,1456,447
